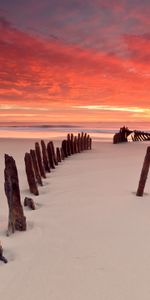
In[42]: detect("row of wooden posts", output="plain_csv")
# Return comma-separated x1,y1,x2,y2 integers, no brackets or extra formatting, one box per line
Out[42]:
2,132,92,249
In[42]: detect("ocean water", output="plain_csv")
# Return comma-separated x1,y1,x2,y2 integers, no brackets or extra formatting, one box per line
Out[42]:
0,122,149,142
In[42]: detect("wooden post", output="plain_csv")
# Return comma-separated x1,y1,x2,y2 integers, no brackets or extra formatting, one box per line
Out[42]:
4,154,26,235
62,140,68,157
67,134,71,156
47,142,55,169
35,142,46,178
41,140,51,172
60,147,65,160
89,137,92,150
74,136,78,153
24,153,39,196
77,133,81,152
50,141,58,166
70,134,75,154
0,242,8,263
30,149,43,186
24,197,35,210
136,146,150,196
56,147,61,163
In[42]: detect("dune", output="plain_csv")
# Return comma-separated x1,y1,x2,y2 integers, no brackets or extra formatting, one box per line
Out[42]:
0,138,150,299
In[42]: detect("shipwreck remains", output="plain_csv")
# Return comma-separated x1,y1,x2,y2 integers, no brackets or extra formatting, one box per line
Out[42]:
113,127,150,144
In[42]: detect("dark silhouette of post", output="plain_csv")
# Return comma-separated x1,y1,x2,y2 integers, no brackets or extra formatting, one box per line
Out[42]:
47,141,55,169
0,242,8,263
67,134,71,156
61,147,65,160
24,197,36,210
62,140,68,157
4,154,26,235
136,146,150,196
41,140,51,173
24,153,39,196
77,133,81,152
30,149,43,186
56,147,61,163
74,136,78,153
50,141,58,166
70,134,75,154
35,142,46,178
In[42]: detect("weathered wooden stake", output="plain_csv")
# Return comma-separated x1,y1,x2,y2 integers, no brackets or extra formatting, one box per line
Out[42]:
0,242,8,263
56,147,61,163
35,142,46,178
30,149,43,186
136,146,150,196
24,153,39,196
50,141,58,166
67,134,71,156
4,154,26,235
47,142,55,169
41,140,51,173
62,140,68,157
77,134,81,152
60,147,65,160
24,197,36,210
70,134,75,154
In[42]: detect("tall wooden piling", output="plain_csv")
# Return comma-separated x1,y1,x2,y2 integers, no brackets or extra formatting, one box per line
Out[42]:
41,140,51,173
67,134,71,156
60,147,65,160
56,147,61,163
62,140,68,158
30,149,43,186
24,153,39,196
70,134,75,154
47,142,55,169
35,142,46,178
136,146,150,196
77,134,81,153
50,141,58,166
4,154,26,235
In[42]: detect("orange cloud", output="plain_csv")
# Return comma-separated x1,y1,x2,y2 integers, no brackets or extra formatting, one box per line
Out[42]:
0,15,149,123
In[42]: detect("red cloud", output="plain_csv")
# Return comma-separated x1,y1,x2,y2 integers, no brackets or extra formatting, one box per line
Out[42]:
0,17,149,117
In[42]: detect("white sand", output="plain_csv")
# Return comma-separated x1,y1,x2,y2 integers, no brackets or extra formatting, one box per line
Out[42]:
0,138,150,300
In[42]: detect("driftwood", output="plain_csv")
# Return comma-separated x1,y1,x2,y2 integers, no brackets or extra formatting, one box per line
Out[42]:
4,154,26,235
56,147,61,163
47,142,55,169
0,242,8,264
41,140,51,173
30,149,43,186
24,153,39,196
35,142,46,178
24,197,36,210
136,146,150,196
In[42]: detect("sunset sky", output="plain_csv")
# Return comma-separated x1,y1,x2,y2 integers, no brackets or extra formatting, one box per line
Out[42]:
0,0,150,125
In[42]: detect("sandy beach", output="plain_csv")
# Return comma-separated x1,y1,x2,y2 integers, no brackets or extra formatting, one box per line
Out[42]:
0,138,150,299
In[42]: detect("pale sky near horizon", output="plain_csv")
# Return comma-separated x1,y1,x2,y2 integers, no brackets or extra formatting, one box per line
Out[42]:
0,0,150,124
